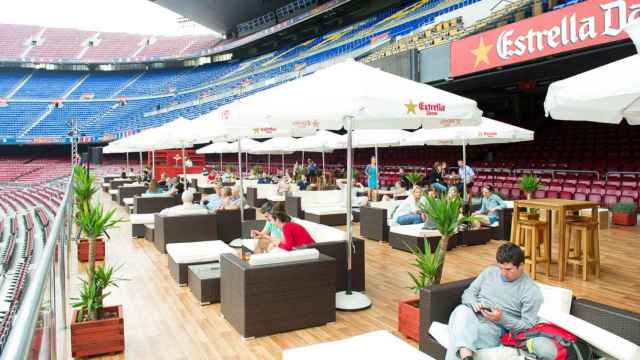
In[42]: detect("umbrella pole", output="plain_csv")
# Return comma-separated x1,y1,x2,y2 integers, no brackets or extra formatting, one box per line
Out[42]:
220,153,223,172
182,146,186,186
281,154,284,176
302,150,304,164
268,153,271,175
139,152,143,178
238,140,244,222
245,152,248,175
152,150,155,180
322,150,326,187
375,146,379,189
462,140,467,203
126,152,129,173
336,116,371,311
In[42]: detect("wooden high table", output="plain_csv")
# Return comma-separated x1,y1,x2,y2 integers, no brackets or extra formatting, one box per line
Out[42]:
510,199,599,281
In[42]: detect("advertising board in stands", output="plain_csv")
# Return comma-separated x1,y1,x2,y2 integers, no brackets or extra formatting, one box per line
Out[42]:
450,0,638,77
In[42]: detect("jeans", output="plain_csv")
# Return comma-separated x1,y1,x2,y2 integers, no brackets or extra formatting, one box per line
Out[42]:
432,182,447,193
445,305,558,360
397,213,422,225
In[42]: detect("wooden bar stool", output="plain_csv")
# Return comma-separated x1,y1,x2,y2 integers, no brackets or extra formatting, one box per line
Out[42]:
564,221,600,281
513,220,550,280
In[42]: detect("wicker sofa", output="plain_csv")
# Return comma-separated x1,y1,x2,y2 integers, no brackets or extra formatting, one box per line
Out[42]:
116,184,146,206
242,218,365,292
419,278,640,360
153,208,257,253
220,251,336,338
246,184,279,208
359,200,402,241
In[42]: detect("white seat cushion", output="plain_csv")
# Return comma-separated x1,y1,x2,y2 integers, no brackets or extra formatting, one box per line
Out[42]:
249,248,319,266
130,213,155,225
293,218,346,243
145,223,155,230
304,206,346,216
283,330,435,359
390,223,440,238
429,322,527,360
123,198,134,206
160,206,209,217
108,189,118,195
166,240,234,264
267,195,285,202
140,192,171,198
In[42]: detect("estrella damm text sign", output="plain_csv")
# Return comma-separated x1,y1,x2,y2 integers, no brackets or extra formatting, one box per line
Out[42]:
451,0,639,76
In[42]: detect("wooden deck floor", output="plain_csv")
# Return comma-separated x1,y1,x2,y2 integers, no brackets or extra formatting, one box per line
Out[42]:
59,192,640,359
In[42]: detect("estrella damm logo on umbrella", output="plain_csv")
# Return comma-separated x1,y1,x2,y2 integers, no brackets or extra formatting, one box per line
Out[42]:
404,100,446,116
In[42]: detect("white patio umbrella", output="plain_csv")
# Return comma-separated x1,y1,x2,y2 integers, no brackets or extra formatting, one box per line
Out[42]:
250,136,296,175
329,129,411,188
291,130,342,182
544,20,640,124
217,59,483,310
197,138,261,173
402,117,534,197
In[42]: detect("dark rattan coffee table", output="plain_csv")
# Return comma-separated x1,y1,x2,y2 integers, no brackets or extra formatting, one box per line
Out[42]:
188,263,221,305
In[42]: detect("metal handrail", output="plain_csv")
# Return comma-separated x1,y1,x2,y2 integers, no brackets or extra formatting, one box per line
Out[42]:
0,173,73,360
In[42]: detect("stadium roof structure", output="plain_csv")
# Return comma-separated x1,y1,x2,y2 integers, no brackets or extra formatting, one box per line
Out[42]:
152,0,298,34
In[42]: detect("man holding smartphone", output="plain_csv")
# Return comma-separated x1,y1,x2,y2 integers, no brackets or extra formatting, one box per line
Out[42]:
445,243,547,360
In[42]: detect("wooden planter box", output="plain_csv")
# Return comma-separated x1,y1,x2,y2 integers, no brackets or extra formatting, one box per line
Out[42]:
77,239,105,262
612,212,637,226
71,305,124,358
398,299,420,342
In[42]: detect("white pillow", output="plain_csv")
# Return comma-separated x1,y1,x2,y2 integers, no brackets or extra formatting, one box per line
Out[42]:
249,248,319,266
535,282,573,318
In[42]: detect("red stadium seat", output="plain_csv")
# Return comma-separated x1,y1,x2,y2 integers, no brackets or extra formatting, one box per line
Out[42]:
588,193,602,205
510,188,524,199
574,192,588,201
534,189,546,198
546,191,559,199
603,194,619,208
560,191,573,200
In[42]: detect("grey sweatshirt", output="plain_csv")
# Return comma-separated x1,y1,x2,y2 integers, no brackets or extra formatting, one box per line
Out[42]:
461,266,543,333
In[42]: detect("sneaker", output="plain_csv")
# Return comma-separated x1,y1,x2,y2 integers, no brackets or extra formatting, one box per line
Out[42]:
490,222,500,228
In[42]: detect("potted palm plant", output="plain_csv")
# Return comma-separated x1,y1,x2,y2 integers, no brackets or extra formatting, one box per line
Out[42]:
519,175,540,200
612,202,638,226
71,264,126,358
398,196,472,341
519,175,540,220
71,203,123,358
73,166,105,262
398,242,442,342
405,172,423,187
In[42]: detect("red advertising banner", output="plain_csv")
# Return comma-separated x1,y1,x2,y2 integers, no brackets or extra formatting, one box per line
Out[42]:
451,0,639,77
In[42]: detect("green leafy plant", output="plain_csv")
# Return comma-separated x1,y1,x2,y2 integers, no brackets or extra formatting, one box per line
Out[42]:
73,165,97,210
72,264,126,321
251,164,263,176
76,203,121,292
613,202,638,214
519,175,540,199
293,165,306,181
405,172,423,187
418,196,477,284
352,169,359,181
407,242,443,293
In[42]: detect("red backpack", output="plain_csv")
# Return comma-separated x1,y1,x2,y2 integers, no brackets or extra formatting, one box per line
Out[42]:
501,322,593,360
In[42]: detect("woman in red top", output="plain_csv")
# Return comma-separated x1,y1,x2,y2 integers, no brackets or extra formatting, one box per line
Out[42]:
273,212,316,251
